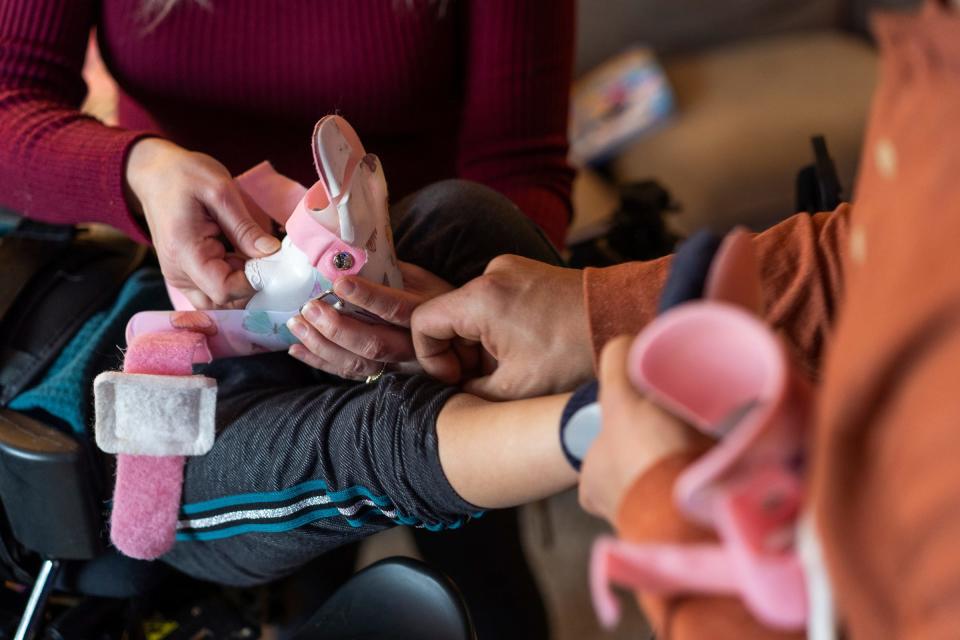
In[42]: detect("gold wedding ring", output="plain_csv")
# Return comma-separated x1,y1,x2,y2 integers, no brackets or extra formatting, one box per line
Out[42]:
365,362,387,384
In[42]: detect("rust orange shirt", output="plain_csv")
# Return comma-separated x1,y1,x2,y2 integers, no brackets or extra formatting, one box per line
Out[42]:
582,4,960,638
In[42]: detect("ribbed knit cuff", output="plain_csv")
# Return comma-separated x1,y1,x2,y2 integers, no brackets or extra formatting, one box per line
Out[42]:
103,130,165,244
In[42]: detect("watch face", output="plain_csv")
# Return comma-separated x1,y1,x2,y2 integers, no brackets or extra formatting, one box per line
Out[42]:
562,402,603,468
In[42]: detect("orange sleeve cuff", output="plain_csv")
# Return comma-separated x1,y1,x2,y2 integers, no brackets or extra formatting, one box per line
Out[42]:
583,257,672,368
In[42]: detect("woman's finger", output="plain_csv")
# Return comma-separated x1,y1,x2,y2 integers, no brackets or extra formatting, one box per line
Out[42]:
288,344,335,373
180,233,256,307
199,176,280,259
285,316,380,380
301,300,415,363
453,337,482,377
180,287,214,311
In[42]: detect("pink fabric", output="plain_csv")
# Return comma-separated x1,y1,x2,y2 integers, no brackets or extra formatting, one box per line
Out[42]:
122,331,213,373
110,329,210,559
111,454,185,559
235,161,308,227
591,536,738,629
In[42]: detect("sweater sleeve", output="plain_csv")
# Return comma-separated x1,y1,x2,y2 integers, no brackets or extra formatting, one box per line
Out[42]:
0,0,154,242
456,0,576,249
584,205,850,376
613,452,803,640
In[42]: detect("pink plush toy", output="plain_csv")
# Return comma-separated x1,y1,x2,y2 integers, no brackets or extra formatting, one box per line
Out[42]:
94,116,402,560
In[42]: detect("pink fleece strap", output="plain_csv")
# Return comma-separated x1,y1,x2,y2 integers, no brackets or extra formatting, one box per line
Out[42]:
110,329,210,560
122,328,212,375
112,454,185,559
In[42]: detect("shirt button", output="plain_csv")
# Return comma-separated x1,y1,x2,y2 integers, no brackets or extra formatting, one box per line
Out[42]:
875,138,897,179
850,224,867,265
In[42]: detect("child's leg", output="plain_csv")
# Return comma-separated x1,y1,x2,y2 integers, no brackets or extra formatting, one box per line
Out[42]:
436,392,575,509
162,367,573,585
390,179,563,640
162,179,569,588
163,354,461,585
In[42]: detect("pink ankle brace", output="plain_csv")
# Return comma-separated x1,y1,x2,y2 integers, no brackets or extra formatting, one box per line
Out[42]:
589,230,814,631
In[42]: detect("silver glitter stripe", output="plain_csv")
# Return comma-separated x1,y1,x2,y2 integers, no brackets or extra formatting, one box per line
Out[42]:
177,495,397,531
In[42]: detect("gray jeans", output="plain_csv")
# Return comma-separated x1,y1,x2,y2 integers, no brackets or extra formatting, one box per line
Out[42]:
163,180,561,602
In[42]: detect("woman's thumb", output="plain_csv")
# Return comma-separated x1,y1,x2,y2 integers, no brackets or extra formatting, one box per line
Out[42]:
206,180,280,257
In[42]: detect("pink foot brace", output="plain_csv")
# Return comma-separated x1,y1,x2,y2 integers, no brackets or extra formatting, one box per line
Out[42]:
589,230,814,631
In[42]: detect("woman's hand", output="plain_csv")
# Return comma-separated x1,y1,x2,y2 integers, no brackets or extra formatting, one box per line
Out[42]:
286,261,454,380
579,335,700,524
125,138,281,309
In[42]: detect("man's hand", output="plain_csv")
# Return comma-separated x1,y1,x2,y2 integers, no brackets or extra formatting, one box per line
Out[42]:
126,138,280,310
579,335,699,523
411,255,594,400
286,262,453,380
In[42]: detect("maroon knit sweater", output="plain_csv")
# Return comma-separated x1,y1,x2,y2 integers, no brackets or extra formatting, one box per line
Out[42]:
0,0,575,247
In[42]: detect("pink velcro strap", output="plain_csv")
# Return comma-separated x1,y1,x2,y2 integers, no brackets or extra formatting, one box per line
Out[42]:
124,330,213,374
110,328,210,560
111,454,185,559
235,160,308,227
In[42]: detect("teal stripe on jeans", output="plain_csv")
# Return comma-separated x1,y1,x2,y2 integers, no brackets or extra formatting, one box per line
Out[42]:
181,478,393,515
175,508,485,542
175,506,383,541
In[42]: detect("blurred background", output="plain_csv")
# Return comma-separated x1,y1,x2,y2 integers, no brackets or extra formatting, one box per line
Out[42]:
569,0,914,247
76,0,918,637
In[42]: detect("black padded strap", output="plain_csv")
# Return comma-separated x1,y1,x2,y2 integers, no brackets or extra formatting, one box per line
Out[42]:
0,223,74,320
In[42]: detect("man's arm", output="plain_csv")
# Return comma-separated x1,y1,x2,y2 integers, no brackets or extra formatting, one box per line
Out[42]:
411,206,850,400
585,206,849,376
